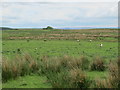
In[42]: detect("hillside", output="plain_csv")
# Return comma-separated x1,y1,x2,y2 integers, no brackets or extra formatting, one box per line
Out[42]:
0,27,17,30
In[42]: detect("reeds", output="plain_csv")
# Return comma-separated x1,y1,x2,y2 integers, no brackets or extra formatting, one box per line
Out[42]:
2,54,39,82
2,59,13,82
92,78,113,88
91,58,119,88
68,68,91,88
39,55,91,88
2,55,119,88
107,59,119,88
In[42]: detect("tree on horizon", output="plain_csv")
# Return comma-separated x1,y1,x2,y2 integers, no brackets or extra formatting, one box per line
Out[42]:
43,26,53,30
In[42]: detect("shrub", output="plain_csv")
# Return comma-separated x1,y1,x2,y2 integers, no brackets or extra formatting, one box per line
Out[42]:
43,26,54,30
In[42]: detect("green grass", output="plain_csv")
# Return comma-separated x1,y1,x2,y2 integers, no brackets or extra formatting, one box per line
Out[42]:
2,74,52,88
2,29,118,88
86,71,108,79
2,29,118,40
2,40,118,61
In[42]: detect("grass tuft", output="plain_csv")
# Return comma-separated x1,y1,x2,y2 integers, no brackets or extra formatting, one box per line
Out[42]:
90,56,106,71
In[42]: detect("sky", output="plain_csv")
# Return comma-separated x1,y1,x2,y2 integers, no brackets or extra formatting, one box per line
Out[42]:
0,0,119,29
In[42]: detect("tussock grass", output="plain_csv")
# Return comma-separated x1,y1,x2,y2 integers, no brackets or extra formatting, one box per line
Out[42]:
107,59,119,88
2,58,13,82
68,68,91,88
90,58,119,88
90,56,106,71
91,72,118,88
92,78,113,88
2,55,119,88
39,55,91,88
2,54,39,82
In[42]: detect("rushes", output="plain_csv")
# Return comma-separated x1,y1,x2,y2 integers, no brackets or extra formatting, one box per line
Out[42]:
92,78,113,88
2,55,119,88
68,68,90,88
40,55,89,73
2,54,39,82
65,56,89,70
40,55,91,88
78,56,89,70
29,60,38,73
107,59,119,88
90,56,106,71
108,60,118,78
2,59,12,82
40,56,62,73
92,58,119,88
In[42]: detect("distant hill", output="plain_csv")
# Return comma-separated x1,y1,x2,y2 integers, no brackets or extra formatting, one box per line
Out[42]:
0,27,17,30
60,27,118,30
0,26,118,30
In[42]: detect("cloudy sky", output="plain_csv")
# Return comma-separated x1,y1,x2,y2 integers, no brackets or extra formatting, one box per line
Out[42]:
1,0,118,28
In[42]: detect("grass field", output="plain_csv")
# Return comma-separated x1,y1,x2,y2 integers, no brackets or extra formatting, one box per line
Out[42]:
2,74,52,88
2,29,119,88
2,40,118,62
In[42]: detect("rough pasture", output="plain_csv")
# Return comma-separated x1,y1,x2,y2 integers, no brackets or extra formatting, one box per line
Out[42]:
2,40,118,61
2,28,119,88
2,29,118,41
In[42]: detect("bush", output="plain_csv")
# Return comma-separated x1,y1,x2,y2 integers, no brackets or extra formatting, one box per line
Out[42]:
43,26,53,30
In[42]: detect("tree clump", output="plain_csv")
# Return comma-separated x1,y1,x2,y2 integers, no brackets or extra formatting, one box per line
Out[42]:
43,26,53,30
